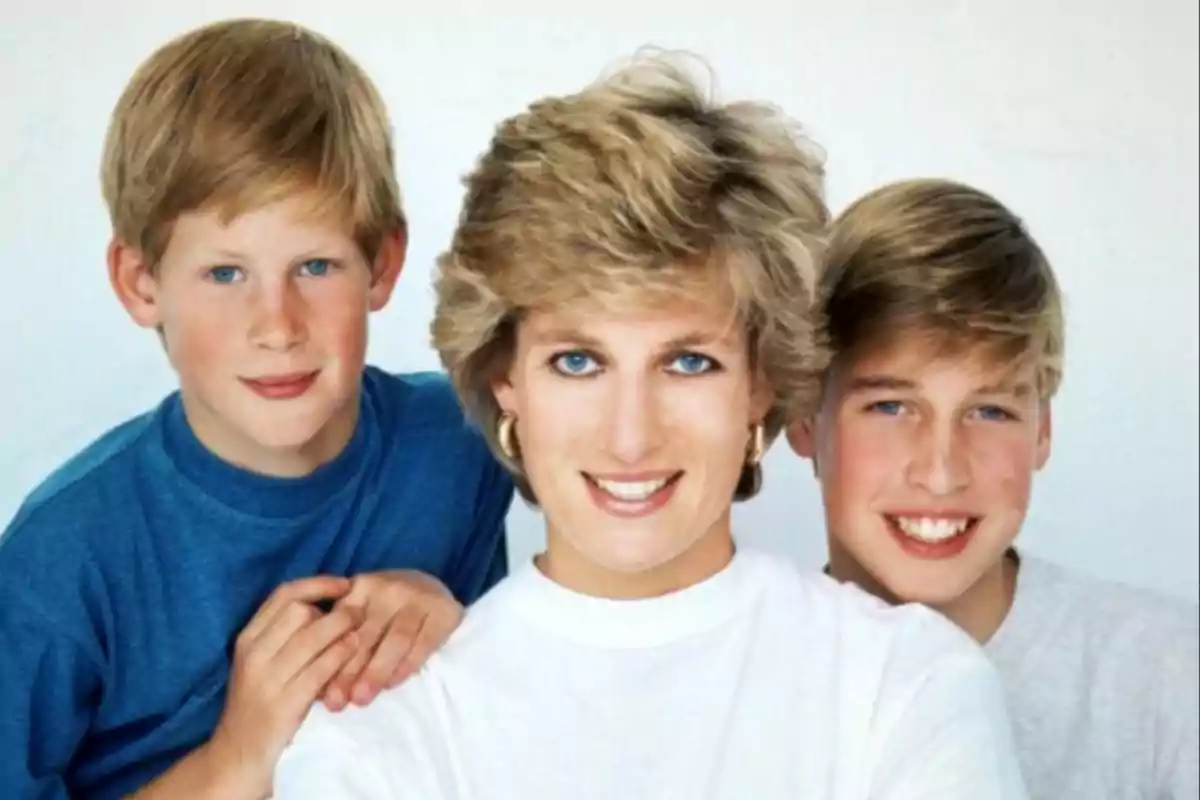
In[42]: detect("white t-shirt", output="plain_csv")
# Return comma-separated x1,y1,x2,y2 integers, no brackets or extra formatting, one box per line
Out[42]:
985,552,1200,799
273,548,1028,799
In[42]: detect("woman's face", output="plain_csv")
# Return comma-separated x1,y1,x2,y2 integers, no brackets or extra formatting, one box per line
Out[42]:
493,295,771,597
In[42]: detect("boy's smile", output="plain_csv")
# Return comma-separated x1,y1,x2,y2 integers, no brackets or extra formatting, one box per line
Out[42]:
790,337,1052,610
882,511,981,559
109,191,405,477
239,370,322,400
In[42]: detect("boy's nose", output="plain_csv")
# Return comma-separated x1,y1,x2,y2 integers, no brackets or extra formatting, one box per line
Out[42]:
906,426,971,496
248,284,307,350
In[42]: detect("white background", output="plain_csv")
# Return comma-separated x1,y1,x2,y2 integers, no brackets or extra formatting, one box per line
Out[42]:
1,0,1197,601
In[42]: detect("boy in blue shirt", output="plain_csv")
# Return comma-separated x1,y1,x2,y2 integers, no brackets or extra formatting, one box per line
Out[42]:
0,18,514,800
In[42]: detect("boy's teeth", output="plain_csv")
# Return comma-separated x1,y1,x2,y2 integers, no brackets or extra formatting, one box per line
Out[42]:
594,477,670,501
895,516,971,542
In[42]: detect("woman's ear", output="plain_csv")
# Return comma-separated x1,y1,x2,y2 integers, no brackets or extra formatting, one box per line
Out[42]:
491,365,518,416
107,238,162,329
749,368,774,423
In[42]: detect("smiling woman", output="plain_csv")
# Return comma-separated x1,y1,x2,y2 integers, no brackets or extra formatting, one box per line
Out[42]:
493,296,769,598
272,50,1031,800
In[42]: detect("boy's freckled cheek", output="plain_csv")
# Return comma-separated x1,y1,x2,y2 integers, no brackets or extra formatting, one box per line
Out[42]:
973,441,1035,502
311,290,370,358
833,424,904,491
327,311,369,359
164,305,242,372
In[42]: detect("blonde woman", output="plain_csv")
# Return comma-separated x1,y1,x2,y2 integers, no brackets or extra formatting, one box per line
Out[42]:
273,54,1028,799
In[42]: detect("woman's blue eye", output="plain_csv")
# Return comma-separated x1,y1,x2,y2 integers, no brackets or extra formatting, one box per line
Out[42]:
669,353,714,375
208,266,242,284
868,400,905,416
300,258,332,277
553,352,598,376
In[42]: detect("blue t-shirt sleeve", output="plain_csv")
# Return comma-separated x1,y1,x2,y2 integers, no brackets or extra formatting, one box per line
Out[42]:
0,588,99,799
446,447,514,604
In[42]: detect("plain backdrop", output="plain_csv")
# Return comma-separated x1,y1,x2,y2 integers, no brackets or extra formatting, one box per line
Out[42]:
1,0,1197,601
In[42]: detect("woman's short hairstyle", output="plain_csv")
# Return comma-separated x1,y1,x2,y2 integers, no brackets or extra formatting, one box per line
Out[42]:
431,52,831,503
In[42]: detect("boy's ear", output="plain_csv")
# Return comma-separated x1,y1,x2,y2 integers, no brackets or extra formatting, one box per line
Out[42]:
368,224,408,311
107,238,161,329
785,418,817,459
1034,402,1053,470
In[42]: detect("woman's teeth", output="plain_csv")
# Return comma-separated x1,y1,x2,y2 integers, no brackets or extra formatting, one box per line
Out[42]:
593,477,671,502
894,516,972,542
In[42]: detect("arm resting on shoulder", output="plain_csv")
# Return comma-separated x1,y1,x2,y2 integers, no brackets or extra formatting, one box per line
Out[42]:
0,590,266,800
125,738,266,800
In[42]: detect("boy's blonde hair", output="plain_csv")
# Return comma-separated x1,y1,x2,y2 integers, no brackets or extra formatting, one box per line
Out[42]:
431,52,830,503
100,18,403,269
822,178,1064,399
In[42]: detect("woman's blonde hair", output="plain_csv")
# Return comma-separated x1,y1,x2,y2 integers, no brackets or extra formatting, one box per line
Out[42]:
432,52,831,502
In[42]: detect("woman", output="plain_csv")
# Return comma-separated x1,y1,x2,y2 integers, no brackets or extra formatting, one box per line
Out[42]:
273,53,1028,799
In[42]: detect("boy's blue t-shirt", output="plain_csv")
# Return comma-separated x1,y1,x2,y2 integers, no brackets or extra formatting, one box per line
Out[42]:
0,366,515,800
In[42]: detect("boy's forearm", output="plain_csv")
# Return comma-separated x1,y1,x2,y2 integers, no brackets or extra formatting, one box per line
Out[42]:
126,738,267,800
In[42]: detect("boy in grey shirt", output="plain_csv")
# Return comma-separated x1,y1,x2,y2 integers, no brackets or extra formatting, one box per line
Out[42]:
987,552,1197,797
788,177,1199,799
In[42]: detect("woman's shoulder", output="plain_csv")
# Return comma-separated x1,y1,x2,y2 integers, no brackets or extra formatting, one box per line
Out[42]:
742,547,988,668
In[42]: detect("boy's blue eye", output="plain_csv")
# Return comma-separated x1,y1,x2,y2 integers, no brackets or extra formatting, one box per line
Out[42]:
867,400,905,416
552,352,598,376
976,405,1016,422
208,266,242,284
300,258,333,277
668,353,715,375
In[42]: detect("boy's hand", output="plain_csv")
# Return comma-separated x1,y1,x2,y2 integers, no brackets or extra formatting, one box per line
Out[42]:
206,575,361,797
321,570,465,711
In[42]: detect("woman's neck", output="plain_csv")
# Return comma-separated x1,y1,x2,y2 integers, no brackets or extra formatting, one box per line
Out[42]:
537,515,735,599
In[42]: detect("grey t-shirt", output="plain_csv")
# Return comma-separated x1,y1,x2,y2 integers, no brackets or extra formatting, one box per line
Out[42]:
986,553,1199,799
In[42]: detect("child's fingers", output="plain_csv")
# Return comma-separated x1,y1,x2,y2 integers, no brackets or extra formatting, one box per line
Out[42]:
351,606,425,705
273,605,363,691
323,602,387,710
240,576,352,645
287,630,360,723
389,604,460,689
247,600,324,668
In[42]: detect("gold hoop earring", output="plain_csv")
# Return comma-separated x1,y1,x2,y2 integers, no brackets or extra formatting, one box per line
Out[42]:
747,422,765,466
497,413,518,462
